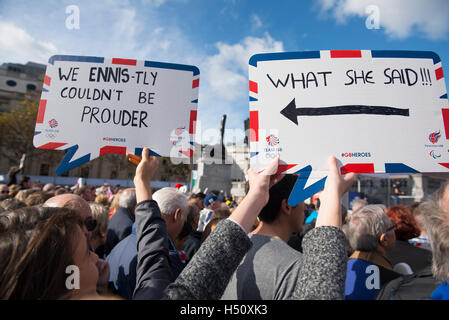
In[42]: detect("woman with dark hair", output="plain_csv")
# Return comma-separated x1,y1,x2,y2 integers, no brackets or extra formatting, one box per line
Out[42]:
0,206,100,299
386,205,432,274
18,176,31,190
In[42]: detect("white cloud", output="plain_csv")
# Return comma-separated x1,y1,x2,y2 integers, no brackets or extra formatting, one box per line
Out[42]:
141,0,186,7
194,34,284,142
317,0,449,40
0,1,284,143
142,0,167,6
0,21,58,64
251,14,263,29
202,33,283,102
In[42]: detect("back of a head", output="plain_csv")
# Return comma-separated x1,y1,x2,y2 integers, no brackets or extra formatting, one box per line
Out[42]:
201,217,224,244
153,187,188,218
15,190,28,202
18,176,30,187
352,198,368,213
0,206,81,299
74,186,89,197
1,198,26,211
211,207,230,220
89,203,109,236
54,188,67,196
118,189,136,209
344,204,390,252
419,182,449,282
410,202,425,232
386,205,420,241
177,220,193,241
186,204,200,228
25,191,52,207
43,194,91,221
259,175,298,223
42,183,55,192
95,194,109,208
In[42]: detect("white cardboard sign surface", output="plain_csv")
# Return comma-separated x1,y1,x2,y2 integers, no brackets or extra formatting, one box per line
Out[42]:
34,55,199,174
249,50,449,179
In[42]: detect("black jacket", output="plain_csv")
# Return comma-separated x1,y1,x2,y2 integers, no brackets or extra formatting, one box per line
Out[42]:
133,200,174,299
386,240,432,273
105,207,135,256
183,230,203,264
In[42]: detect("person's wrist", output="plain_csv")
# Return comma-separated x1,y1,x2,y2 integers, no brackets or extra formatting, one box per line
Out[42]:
134,176,149,186
247,188,268,207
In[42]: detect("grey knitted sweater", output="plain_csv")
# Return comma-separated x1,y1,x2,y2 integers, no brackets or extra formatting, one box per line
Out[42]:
165,220,347,300
133,200,348,300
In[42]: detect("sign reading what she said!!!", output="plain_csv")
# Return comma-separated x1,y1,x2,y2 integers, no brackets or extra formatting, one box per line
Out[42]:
34,55,199,175
248,50,448,205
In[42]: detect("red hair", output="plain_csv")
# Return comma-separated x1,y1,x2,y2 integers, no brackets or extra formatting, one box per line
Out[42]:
386,205,420,241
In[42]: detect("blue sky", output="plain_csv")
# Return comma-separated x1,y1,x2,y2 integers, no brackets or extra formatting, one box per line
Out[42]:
1,0,448,143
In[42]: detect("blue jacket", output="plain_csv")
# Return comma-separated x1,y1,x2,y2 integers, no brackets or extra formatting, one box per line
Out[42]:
345,251,400,300
105,207,135,255
431,282,449,300
106,224,137,299
168,238,185,280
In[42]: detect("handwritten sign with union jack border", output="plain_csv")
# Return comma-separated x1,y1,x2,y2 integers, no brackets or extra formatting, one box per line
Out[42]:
34,55,199,174
248,50,449,205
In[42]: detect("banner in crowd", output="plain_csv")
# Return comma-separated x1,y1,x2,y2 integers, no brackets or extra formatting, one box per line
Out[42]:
248,50,448,205
34,55,199,174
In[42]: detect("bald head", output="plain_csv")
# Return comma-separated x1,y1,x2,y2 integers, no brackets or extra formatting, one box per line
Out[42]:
44,194,92,238
43,183,55,192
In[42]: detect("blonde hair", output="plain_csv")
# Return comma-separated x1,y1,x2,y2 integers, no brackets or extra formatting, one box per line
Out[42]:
89,203,109,237
95,194,109,208
109,190,123,216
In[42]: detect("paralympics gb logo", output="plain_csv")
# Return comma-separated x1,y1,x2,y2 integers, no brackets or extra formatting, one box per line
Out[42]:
429,131,441,144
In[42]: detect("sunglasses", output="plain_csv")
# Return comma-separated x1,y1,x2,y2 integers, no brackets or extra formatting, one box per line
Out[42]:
0,190,8,194
84,217,98,232
385,223,398,233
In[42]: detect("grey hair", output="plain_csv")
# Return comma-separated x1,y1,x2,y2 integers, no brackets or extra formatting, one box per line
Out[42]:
119,189,136,209
351,198,369,213
153,187,188,218
344,204,390,252
419,181,449,282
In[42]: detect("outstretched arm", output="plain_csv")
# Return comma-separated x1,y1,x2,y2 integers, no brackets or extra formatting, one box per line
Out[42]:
132,148,173,300
163,157,284,300
293,156,356,300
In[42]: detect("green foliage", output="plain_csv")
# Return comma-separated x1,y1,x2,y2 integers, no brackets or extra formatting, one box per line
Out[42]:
0,100,63,164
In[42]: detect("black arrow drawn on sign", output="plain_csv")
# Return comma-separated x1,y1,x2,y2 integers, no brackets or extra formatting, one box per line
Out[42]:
280,98,410,125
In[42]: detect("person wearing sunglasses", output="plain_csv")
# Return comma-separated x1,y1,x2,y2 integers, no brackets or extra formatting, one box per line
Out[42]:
0,184,9,199
343,205,400,300
44,193,110,295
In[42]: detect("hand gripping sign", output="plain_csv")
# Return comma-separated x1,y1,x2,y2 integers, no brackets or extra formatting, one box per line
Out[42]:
34,55,199,175
248,50,448,206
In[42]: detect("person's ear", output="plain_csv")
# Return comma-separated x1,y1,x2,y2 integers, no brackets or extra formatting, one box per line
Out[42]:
379,233,388,247
173,208,182,222
281,199,291,215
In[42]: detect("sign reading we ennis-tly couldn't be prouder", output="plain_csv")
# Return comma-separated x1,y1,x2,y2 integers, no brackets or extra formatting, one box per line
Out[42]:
248,50,448,205
34,55,199,175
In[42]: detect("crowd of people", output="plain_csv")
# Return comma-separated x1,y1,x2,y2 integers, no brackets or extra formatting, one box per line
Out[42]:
1,150,449,300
